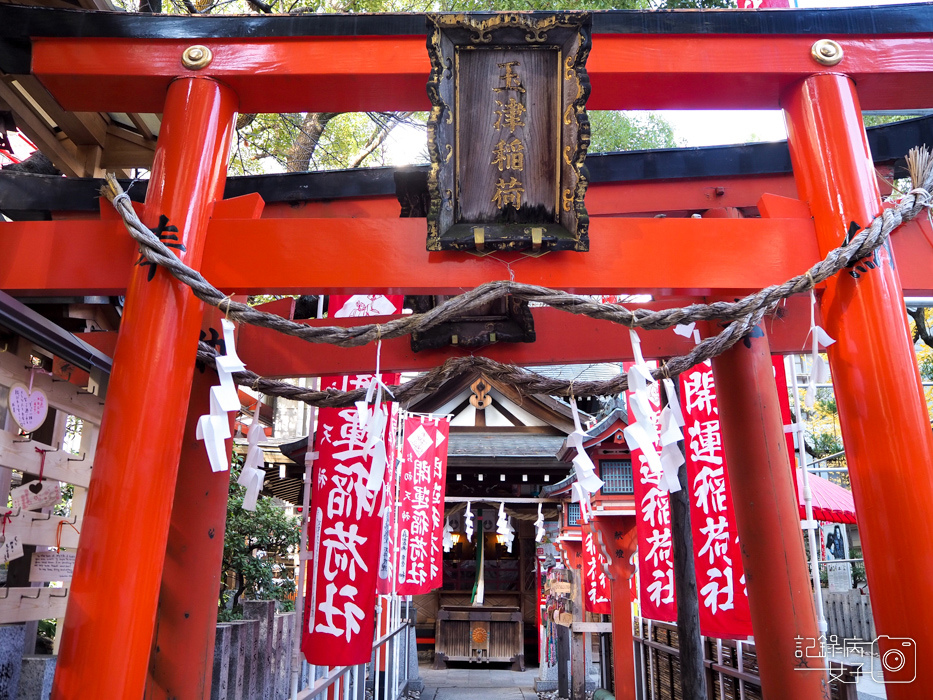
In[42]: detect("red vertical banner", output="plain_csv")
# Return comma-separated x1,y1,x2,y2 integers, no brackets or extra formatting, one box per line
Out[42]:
581,522,612,615
302,373,400,665
680,360,753,639
396,414,451,595
302,293,405,664
624,362,677,623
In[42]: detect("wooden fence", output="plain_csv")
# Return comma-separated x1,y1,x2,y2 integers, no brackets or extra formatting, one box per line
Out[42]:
823,589,876,642
213,602,305,700
632,617,861,700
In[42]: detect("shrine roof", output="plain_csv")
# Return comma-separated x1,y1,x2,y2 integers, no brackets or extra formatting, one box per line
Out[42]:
448,433,567,460
556,407,630,463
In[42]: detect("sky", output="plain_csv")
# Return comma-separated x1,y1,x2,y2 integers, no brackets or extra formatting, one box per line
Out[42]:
382,0,928,162
658,0,927,146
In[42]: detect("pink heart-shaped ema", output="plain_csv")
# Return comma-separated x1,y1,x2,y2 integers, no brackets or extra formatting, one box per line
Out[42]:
8,383,48,434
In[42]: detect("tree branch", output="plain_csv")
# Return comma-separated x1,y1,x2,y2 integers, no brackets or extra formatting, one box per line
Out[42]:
347,111,412,168
908,306,933,349
286,112,338,172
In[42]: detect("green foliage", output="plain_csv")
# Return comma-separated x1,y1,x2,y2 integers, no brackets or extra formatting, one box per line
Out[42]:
217,607,245,623
114,0,724,172
863,114,914,128
589,111,680,153
221,458,300,618
36,619,56,654
920,350,933,382
849,546,867,587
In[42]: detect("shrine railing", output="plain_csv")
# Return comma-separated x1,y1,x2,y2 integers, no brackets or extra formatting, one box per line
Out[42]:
297,594,413,700
631,617,861,700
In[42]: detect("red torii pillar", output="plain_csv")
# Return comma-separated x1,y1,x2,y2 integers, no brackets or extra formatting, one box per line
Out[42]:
711,329,827,699
52,76,237,699
146,313,237,698
784,73,933,695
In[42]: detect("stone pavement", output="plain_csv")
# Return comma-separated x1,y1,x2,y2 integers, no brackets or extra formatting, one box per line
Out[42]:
418,664,541,700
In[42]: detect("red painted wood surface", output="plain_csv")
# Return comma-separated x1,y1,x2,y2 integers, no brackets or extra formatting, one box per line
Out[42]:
146,346,235,699
4,213,933,296
51,77,238,700
784,73,933,697
30,35,933,113
711,329,826,700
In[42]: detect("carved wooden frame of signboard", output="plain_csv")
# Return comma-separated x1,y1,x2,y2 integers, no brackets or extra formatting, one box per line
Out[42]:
426,13,592,253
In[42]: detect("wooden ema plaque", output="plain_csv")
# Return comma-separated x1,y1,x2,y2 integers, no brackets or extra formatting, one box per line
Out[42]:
426,13,591,253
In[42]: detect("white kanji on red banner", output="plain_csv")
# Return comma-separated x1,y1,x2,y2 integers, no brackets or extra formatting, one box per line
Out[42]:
302,373,399,666
396,415,451,595
680,360,752,639
582,522,611,614
625,361,677,623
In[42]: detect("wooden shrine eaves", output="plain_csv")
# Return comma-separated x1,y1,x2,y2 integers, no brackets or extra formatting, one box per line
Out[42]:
6,4,933,113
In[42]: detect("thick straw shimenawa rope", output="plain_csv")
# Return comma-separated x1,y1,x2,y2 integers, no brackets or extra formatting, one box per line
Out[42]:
106,147,933,407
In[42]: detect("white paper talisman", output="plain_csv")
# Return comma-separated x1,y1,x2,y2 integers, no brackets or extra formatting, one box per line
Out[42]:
8,383,48,433
29,551,76,582
11,481,61,512
0,536,24,565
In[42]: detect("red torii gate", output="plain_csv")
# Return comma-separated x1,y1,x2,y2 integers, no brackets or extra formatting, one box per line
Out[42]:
3,4,933,700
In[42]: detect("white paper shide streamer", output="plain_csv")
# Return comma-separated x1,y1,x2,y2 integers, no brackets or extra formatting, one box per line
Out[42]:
673,322,701,345
197,319,245,473
623,329,683,493
496,502,515,553
360,340,393,493
534,503,546,543
571,482,592,524
658,378,686,493
568,398,604,496
442,517,454,553
237,402,266,511
805,290,836,409
464,501,474,542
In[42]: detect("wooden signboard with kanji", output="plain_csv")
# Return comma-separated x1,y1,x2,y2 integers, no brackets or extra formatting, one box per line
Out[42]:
426,13,591,253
